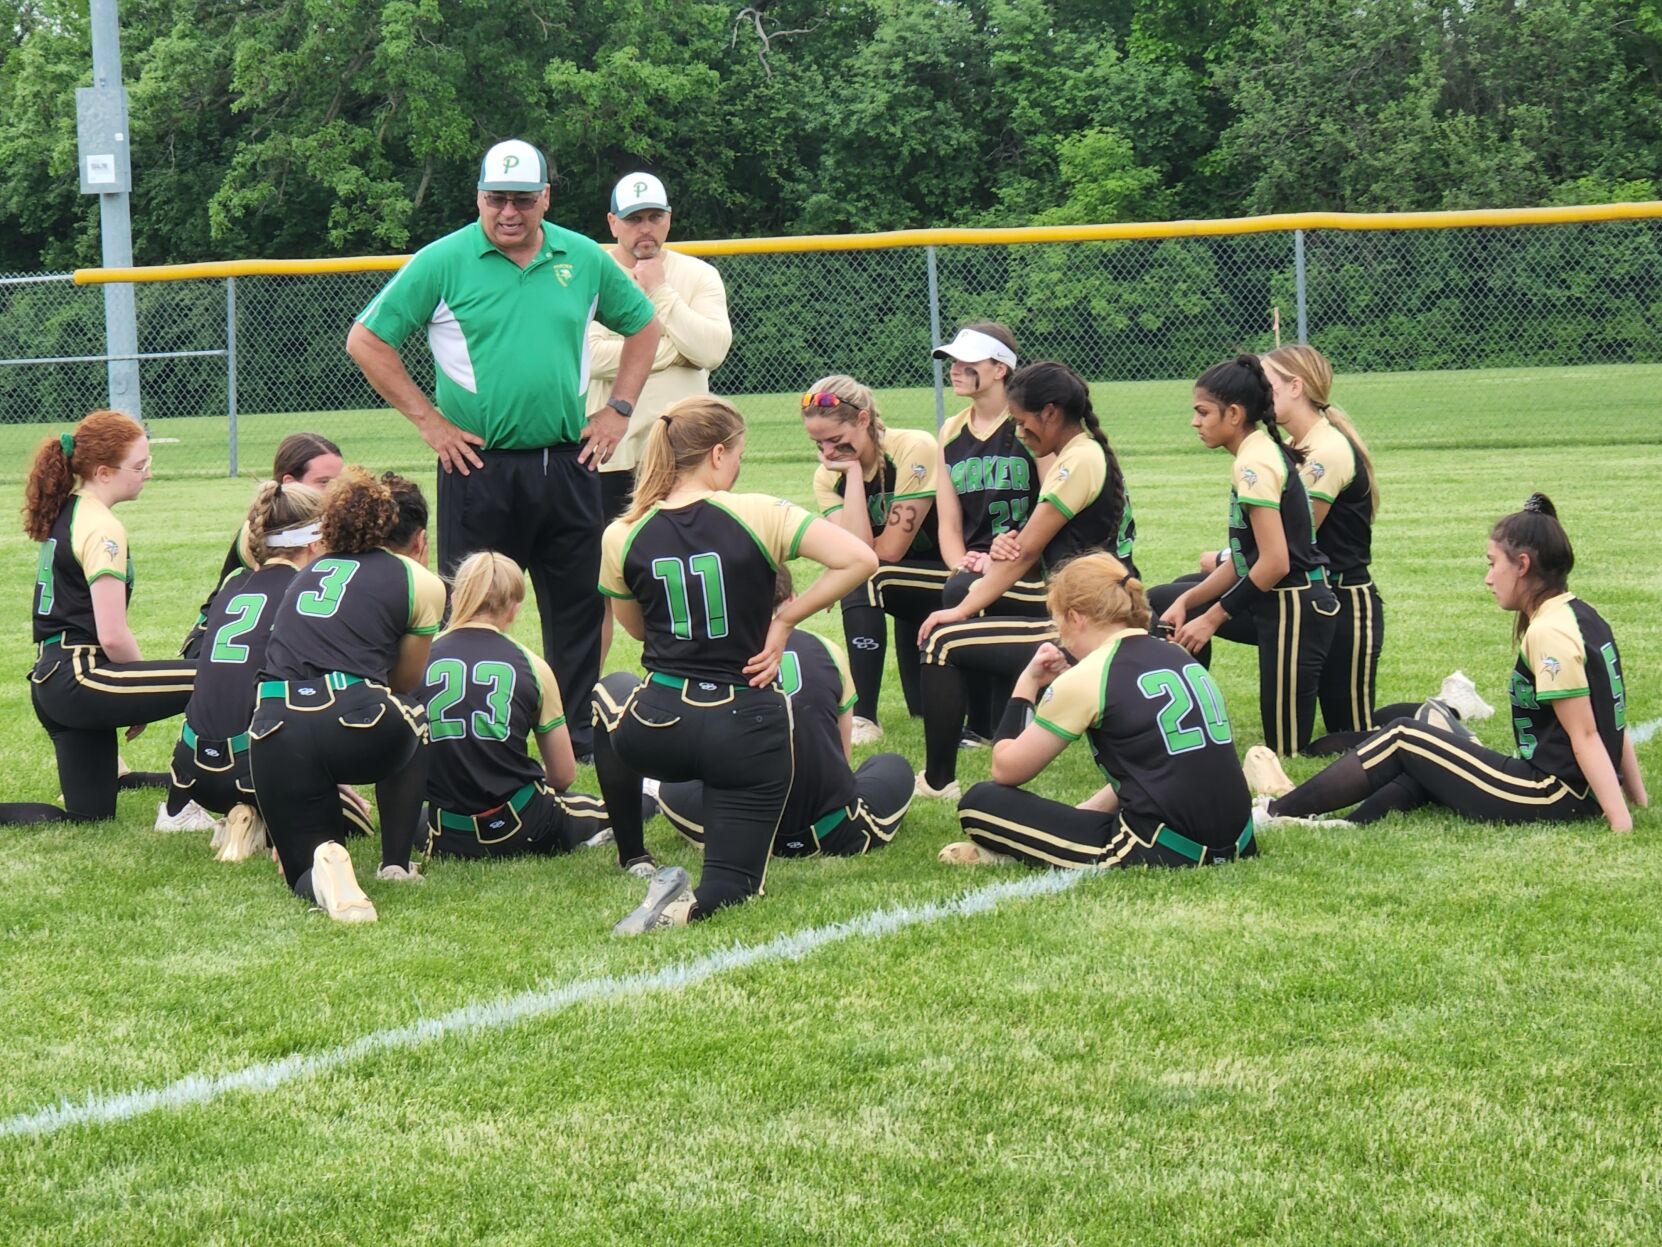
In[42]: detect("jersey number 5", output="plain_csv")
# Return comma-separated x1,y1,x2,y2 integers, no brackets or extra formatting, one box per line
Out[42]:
1137,663,1233,755
651,553,729,640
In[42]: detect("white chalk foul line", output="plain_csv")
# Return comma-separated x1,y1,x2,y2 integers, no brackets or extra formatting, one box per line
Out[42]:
1,868,1085,1141
1630,717,1662,746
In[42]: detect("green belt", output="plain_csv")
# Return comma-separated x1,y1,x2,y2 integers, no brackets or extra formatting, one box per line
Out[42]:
183,722,249,756
38,632,65,650
810,806,849,841
257,672,364,701
648,672,687,690
1153,818,1255,864
434,781,539,833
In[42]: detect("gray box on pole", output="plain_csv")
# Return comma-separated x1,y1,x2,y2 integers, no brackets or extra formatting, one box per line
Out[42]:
74,86,132,194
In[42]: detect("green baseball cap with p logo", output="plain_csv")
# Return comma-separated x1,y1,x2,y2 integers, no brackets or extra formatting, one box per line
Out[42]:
610,172,671,218
478,139,549,192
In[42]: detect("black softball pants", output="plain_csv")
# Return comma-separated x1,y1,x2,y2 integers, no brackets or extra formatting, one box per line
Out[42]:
592,672,793,918
165,726,375,836
425,783,608,859
840,559,952,723
919,616,1060,789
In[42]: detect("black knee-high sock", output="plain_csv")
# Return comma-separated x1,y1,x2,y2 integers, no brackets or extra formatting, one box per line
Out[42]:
119,771,170,791
920,663,966,788
0,803,76,826
292,869,315,901
1348,774,1429,825
842,604,887,722
1268,752,1371,818
376,748,431,870
163,783,192,817
592,723,646,866
896,628,924,718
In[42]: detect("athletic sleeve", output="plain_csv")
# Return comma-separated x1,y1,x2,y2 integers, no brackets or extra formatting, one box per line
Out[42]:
1233,435,1286,509
593,241,656,337
823,637,858,713
812,466,845,516
1299,422,1357,504
1032,649,1107,742
599,518,632,599
887,427,939,502
528,653,567,733
1038,436,1106,520
716,494,815,566
406,561,447,635
72,498,129,584
355,243,445,349
1523,615,1589,701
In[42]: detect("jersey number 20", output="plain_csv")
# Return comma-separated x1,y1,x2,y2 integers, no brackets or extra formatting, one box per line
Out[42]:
1137,663,1233,755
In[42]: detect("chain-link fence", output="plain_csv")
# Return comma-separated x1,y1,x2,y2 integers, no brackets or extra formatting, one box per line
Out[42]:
4,214,1661,480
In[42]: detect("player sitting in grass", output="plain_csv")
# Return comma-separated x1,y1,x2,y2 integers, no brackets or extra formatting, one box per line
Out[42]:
1250,495,1647,833
943,552,1256,869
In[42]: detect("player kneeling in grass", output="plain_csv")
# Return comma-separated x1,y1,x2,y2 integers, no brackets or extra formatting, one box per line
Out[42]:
248,469,444,922
943,553,1256,869
594,396,877,935
1251,495,1647,833
421,551,611,859
1,411,195,827
614,564,913,859
161,480,377,856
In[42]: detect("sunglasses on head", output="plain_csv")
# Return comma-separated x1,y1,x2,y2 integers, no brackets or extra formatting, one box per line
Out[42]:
801,391,860,410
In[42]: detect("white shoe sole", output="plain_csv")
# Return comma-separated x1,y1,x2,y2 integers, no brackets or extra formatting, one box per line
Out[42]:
1242,745,1295,799
938,841,1013,866
216,804,268,863
613,865,693,936
914,770,962,801
311,843,377,923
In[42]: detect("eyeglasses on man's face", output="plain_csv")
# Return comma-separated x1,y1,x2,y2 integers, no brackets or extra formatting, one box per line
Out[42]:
482,192,543,211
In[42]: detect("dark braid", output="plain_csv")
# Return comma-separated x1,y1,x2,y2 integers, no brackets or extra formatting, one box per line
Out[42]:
1008,361,1129,543
1197,353,1307,466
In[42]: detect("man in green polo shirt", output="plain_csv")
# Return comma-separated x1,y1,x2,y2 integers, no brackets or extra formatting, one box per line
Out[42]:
346,138,660,759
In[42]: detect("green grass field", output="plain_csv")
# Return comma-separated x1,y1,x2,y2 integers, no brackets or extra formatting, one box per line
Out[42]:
2,367,1660,1244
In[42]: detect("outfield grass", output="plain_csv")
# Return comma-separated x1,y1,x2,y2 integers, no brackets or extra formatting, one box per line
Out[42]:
0,372,1659,1244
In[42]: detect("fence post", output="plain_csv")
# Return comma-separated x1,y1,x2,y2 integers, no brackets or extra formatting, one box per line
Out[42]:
1294,228,1309,345
925,245,945,427
225,276,238,477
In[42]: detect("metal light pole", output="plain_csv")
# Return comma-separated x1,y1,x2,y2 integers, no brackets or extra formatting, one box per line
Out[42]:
76,0,141,419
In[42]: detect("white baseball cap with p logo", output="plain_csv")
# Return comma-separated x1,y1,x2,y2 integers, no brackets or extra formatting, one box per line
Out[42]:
478,139,549,192
611,172,671,218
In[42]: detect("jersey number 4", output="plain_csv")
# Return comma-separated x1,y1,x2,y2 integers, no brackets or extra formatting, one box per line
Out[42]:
426,659,516,742
1137,663,1233,755
651,553,729,640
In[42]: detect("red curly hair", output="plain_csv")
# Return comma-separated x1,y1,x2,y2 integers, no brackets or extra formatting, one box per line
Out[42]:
22,410,146,541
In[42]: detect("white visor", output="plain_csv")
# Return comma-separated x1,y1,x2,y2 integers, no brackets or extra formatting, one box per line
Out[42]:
265,522,322,548
932,328,1017,368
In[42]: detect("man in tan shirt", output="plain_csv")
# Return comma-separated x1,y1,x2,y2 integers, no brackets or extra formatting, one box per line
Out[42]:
588,172,733,523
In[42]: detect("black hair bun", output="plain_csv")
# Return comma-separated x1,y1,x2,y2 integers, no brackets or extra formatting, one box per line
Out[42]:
1523,492,1557,517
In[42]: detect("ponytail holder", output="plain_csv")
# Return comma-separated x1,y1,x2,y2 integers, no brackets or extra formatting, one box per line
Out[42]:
59,433,75,460
659,414,673,426
1117,574,1132,588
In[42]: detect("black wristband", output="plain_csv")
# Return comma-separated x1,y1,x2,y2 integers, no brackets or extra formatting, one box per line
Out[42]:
606,397,634,419
996,696,1037,744
1218,572,1270,619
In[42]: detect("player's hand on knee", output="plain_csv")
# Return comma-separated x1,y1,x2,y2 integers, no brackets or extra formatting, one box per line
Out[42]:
918,607,965,645
958,550,989,574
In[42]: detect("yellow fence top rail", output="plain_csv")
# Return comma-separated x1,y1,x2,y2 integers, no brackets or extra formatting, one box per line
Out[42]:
73,201,1662,284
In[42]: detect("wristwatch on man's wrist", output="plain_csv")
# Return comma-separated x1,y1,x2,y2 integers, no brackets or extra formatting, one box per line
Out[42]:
605,397,634,419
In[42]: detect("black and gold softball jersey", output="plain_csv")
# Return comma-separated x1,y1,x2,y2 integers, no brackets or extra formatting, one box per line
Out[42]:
1509,593,1627,786
940,407,1039,553
1296,416,1373,575
776,629,859,837
1036,431,1136,575
600,491,814,684
261,549,445,684
1034,629,1251,842
1227,428,1327,586
188,560,298,739
812,426,940,559
33,492,133,646
422,624,565,814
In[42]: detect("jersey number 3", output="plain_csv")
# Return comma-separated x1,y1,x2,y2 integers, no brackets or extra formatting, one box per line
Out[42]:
296,559,359,618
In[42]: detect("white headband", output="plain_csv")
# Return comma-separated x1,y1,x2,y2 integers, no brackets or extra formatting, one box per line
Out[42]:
265,522,322,548
932,328,1018,369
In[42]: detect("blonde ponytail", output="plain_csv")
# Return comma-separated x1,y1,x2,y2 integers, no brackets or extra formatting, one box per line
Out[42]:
1264,345,1381,519
445,551,526,632
623,396,747,524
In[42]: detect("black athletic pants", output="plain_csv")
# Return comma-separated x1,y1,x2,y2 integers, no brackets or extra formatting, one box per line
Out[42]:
1268,720,1600,826
164,726,375,836
248,682,428,892
919,616,1060,789
439,445,602,753
592,672,793,919
659,751,914,857
0,642,194,824
940,567,1049,738
840,559,951,723
957,783,1258,869
425,784,608,859
1145,575,1340,756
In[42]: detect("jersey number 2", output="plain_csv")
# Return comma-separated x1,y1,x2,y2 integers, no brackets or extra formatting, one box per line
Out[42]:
1137,664,1233,755
651,553,728,640
209,593,268,664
